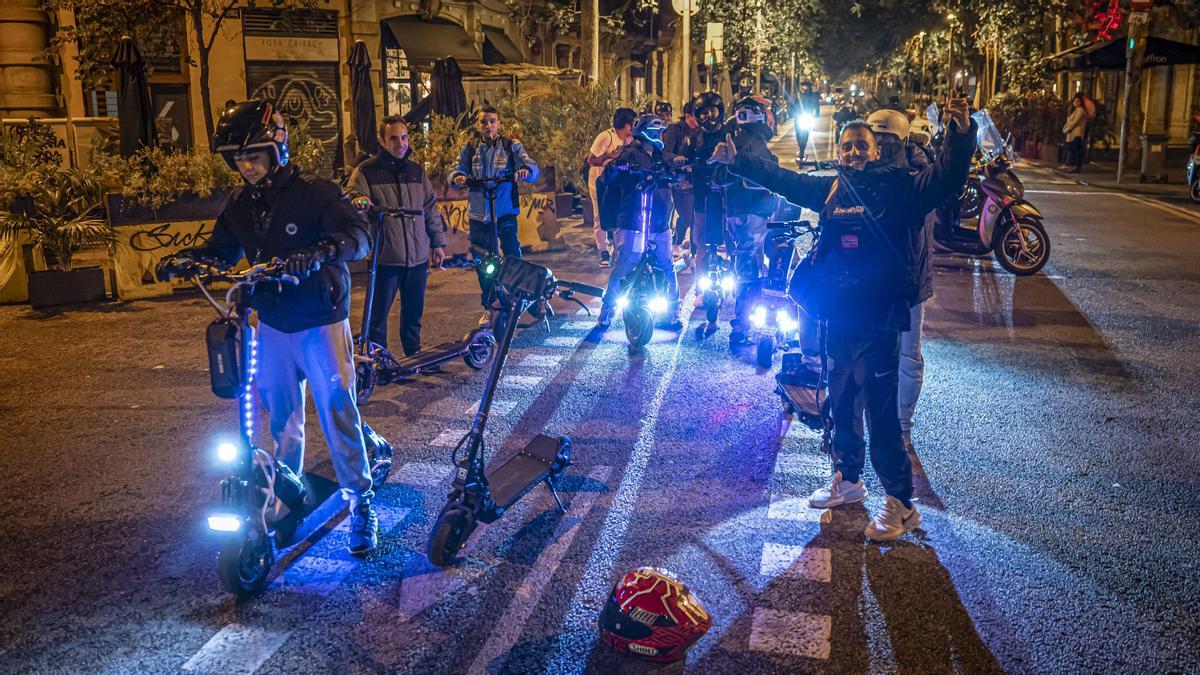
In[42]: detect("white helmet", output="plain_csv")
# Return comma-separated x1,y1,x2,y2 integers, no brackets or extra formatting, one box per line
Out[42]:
866,109,910,141
909,117,932,146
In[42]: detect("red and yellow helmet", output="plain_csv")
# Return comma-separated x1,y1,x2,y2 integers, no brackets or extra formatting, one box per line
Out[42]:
598,567,712,663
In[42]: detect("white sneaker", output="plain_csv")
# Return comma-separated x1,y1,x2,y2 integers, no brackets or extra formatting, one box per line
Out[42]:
864,495,921,542
808,471,868,509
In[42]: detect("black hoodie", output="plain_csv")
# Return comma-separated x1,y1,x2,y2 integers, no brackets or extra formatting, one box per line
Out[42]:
730,120,977,332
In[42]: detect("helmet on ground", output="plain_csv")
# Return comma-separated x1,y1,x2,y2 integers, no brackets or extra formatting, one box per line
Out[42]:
691,91,725,133
632,114,667,151
212,100,289,172
909,117,932,146
654,100,674,116
598,567,712,663
866,108,910,140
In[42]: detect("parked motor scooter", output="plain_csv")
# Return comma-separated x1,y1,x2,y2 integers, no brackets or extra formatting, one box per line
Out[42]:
354,206,494,403
932,108,1051,276
1187,129,1199,204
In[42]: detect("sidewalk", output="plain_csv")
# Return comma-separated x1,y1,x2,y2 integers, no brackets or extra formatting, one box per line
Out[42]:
1023,157,1194,201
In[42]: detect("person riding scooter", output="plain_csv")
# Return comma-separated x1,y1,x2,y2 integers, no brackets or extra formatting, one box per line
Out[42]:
794,81,822,163
725,96,781,349
680,91,731,278
595,114,682,331
156,100,380,555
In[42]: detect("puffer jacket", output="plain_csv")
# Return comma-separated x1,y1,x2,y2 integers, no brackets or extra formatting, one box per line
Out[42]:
346,150,447,267
730,120,977,332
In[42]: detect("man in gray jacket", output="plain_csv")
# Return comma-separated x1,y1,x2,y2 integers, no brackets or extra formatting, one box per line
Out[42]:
348,115,447,356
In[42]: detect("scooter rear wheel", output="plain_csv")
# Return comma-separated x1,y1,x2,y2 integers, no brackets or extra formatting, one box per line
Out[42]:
624,307,655,349
355,361,376,404
363,423,394,485
217,533,274,598
1190,179,1200,203
704,293,719,324
427,505,477,567
463,333,496,370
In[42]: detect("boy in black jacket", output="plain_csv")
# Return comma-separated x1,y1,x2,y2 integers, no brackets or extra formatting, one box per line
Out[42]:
709,98,977,542
157,101,380,555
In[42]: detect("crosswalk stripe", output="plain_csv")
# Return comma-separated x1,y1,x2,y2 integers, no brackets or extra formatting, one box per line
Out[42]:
767,495,832,523
182,624,291,674
500,374,543,389
759,542,831,583
747,608,832,660
518,354,563,368
430,428,468,448
544,336,578,347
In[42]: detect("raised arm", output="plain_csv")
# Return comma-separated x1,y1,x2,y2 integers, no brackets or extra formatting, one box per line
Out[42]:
913,116,978,216
512,139,540,183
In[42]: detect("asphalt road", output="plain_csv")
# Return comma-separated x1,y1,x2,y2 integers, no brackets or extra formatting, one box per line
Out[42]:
1,113,1197,674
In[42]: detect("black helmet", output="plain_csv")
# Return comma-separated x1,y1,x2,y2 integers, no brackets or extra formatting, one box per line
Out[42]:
632,114,666,151
733,97,768,126
212,100,289,172
654,100,673,116
691,91,725,133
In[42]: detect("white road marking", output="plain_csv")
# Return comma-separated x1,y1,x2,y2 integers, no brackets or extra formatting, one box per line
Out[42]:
465,399,517,416
467,466,614,675
500,374,543,389
759,542,832,583
1025,189,1200,225
182,624,291,674
767,495,832,523
554,287,696,674
270,556,356,596
774,453,830,478
1025,189,1118,195
558,321,596,332
747,608,832,660
544,336,579,347
518,354,563,368
431,428,468,448
390,461,452,487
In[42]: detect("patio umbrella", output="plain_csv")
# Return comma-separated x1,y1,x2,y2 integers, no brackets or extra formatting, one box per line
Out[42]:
348,40,378,160
110,35,155,157
430,57,467,120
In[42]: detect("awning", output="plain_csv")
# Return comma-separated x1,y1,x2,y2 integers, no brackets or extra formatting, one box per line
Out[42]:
482,25,523,64
1048,36,1200,72
383,16,480,68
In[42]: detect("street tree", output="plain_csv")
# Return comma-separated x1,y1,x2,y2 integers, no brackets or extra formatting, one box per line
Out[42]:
44,0,316,141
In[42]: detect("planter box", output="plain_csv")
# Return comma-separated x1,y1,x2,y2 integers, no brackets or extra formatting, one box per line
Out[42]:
1038,144,1060,163
28,267,106,308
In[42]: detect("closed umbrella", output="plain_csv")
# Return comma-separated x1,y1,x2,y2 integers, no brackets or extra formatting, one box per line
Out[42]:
110,35,155,157
348,40,378,160
430,57,467,120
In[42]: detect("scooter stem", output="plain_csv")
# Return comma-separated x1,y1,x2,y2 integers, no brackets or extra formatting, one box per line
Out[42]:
469,294,525,438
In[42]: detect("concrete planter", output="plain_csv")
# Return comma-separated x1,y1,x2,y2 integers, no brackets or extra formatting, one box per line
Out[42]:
28,267,106,308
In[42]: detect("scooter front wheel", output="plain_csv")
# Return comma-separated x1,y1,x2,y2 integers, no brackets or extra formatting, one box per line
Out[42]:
427,504,477,567
1190,178,1200,203
216,532,274,598
355,360,376,404
756,336,775,369
995,215,1050,275
703,292,720,324
463,333,496,370
623,307,655,350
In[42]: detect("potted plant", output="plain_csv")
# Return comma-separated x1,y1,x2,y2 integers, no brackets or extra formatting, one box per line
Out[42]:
0,167,113,308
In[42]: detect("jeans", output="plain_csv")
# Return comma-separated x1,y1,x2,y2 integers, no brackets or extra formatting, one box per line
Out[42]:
1067,137,1085,170
368,263,429,356
898,302,926,433
601,229,678,309
588,174,608,253
256,319,374,502
671,189,695,247
468,215,522,259
726,213,768,325
827,329,912,503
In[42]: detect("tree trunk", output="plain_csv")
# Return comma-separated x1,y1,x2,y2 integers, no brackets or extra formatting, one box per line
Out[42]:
190,4,215,140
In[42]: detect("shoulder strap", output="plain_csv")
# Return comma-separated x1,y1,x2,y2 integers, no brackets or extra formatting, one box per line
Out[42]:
824,178,839,206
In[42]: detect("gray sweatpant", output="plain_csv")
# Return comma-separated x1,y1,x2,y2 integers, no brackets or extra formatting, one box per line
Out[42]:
601,229,679,309
898,301,926,433
256,319,374,503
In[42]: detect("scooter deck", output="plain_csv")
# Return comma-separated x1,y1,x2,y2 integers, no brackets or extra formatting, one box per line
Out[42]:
486,433,565,511
272,473,340,551
778,382,826,431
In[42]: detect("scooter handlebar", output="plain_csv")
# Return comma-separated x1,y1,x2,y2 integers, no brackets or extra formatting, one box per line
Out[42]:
367,206,424,218
190,259,301,287
553,279,605,299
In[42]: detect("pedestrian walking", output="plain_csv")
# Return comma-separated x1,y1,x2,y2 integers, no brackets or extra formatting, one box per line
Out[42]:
346,114,447,357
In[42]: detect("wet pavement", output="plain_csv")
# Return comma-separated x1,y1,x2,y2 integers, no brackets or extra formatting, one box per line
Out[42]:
0,115,1198,674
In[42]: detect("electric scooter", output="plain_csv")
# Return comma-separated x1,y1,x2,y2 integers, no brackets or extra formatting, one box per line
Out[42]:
182,259,394,597
744,219,818,368
427,257,604,566
354,206,495,403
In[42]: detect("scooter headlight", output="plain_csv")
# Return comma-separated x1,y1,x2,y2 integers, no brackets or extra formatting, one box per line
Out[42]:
216,442,239,463
207,514,242,532
750,305,768,328
648,296,669,314
720,276,736,292
777,309,798,333
697,275,713,292
797,113,816,131
615,295,630,311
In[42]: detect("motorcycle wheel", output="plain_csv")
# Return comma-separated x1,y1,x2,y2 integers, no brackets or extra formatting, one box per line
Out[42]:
217,533,274,598
624,307,655,349
463,333,496,370
1190,179,1200,204
703,292,719,324
995,215,1051,276
756,336,775,369
427,504,477,567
